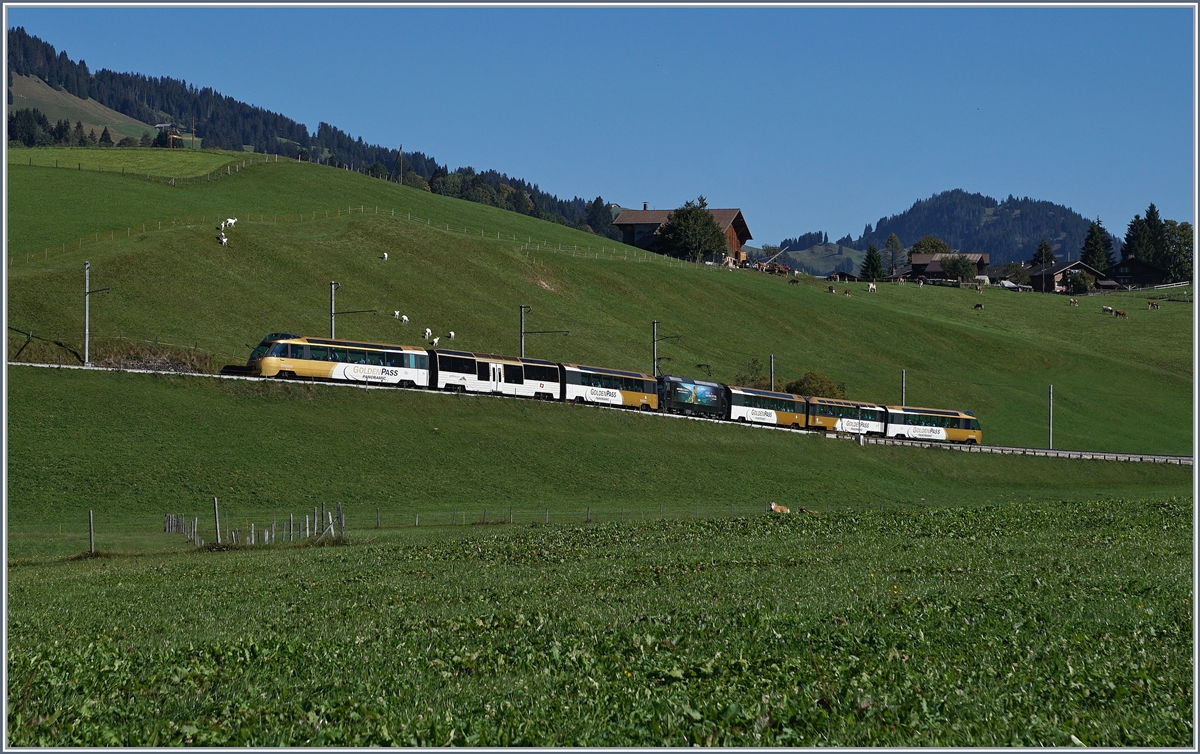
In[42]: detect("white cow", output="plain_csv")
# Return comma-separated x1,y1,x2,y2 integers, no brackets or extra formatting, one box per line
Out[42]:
401,315,409,324
225,217,238,228
448,331,455,339
393,311,400,319
867,282,877,293
383,252,388,261
423,328,432,340
217,232,228,246
431,337,439,347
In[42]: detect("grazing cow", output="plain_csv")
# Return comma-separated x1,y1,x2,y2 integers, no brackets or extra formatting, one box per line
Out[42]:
216,232,228,246
401,315,409,323
843,289,852,297
918,280,924,289
1115,310,1128,319
898,278,906,285
1102,305,1114,314
788,278,800,285
430,336,440,347
225,217,237,228
1148,301,1160,310
867,282,877,293
974,302,984,310
382,252,388,261
423,328,432,340
219,221,227,231
768,502,791,514
1069,299,1079,307
828,285,836,293
448,331,455,339
976,284,983,293
393,311,401,319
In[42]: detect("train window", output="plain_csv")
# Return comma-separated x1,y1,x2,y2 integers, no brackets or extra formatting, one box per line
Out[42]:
861,409,882,422
366,351,384,366
266,342,287,357
525,364,559,383
414,354,428,370
308,346,328,361
329,348,347,362
565,370,582,385
477,362,491,381
439,356,475,374
348,350,367,364
249,344,269,360
383,352,402,367
504,364,523,384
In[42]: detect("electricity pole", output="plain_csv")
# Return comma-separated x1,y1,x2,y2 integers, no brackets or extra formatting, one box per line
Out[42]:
330,281,376,339
83,261,109,366
1049,384,1054,449
770,354,775,391
901,369,906,406
652,320,681,377
519,305,567,358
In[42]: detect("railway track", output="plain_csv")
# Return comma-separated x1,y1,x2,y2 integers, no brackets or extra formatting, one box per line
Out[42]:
13,361,1195,466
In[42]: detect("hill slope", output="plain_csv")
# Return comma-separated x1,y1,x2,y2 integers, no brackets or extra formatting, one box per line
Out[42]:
7,73,157,142
852,189,1117,265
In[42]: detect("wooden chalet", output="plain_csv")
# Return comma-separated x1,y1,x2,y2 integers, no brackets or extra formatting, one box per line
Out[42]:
612,203,753,262
1027,260,1109,293
1102,258,1169,288
909,252,990,280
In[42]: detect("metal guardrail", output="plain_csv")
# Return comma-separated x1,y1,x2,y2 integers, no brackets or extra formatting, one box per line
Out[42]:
12,362,1195,467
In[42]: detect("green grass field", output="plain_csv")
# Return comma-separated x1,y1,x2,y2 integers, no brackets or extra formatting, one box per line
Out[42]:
6,148,1194,745
7,496,1191,745
8,366,1191,562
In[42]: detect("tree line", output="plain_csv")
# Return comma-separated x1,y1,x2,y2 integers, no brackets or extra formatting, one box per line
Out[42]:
6,26,614,235
855,203,1191,286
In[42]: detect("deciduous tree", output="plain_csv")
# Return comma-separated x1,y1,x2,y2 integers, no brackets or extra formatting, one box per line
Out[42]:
909,235,950,261
783,370,846,399
884,233,903,274
941,253,976,282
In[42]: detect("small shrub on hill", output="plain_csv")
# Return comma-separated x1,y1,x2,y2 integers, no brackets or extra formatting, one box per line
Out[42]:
784,370,846,399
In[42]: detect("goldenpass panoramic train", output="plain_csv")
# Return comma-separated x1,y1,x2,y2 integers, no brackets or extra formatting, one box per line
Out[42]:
244,333,982,444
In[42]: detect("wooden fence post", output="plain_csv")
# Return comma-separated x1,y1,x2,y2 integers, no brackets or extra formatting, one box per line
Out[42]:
377,507,381,529
89,510,95,553
213,497,221,545
337,503,344,538
586,506,591,523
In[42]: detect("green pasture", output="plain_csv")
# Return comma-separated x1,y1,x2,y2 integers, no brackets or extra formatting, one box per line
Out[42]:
7,494,1191,745
7,146,244,181
6,154,1193,453
7,366,1191,561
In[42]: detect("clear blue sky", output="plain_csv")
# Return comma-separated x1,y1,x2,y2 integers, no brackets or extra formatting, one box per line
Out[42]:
8,5,1195,246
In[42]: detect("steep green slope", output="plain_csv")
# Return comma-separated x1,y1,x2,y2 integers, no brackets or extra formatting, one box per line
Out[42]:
6,150,1192,454
8,73,158,142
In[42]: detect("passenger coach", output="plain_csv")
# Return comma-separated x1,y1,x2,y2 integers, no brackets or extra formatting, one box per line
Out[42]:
247,333,430,387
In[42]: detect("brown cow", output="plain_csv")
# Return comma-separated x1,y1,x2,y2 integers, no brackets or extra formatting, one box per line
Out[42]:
768,502,791,514
1148,301,1160,310
976,284,983,293
843,289,852,297
1069,298,1079,306
1115,309,1128,319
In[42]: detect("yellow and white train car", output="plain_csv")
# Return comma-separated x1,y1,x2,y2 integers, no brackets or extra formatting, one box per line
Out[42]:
561,363,657,409
727,386,806,428
247,333,430,387
805,396,887,435
884,405,982,444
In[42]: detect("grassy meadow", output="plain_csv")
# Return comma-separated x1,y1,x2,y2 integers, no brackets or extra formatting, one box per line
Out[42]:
6,147,1195,745
6,149,1193,454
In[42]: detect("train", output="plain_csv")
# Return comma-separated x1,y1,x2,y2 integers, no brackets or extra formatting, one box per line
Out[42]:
242,332,982,444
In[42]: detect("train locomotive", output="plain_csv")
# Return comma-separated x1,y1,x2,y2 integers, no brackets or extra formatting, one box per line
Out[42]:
244,333,981,444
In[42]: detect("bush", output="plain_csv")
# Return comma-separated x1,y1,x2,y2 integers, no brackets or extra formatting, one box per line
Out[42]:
1065,270,1095,295
783,370,846,399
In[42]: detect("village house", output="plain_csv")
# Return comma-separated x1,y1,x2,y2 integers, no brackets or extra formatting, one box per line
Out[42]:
909,252,990,280
612,203,753,262
1102,258,1170,288
1027,259,1110,293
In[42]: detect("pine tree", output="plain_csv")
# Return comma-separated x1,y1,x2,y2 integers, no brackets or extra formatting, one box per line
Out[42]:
859,244,884,281
98,126,113,146
659,196,728,263
884,233,903,274
1122,214,1152,262
1079,219,1114,271
1031,238,1055,265
1143,203,1166,267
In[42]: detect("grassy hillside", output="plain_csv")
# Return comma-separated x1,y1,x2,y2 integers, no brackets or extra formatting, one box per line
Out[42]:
8,73,158,142
782,242,864,276
9,366,1190,560
6,149,1192,454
